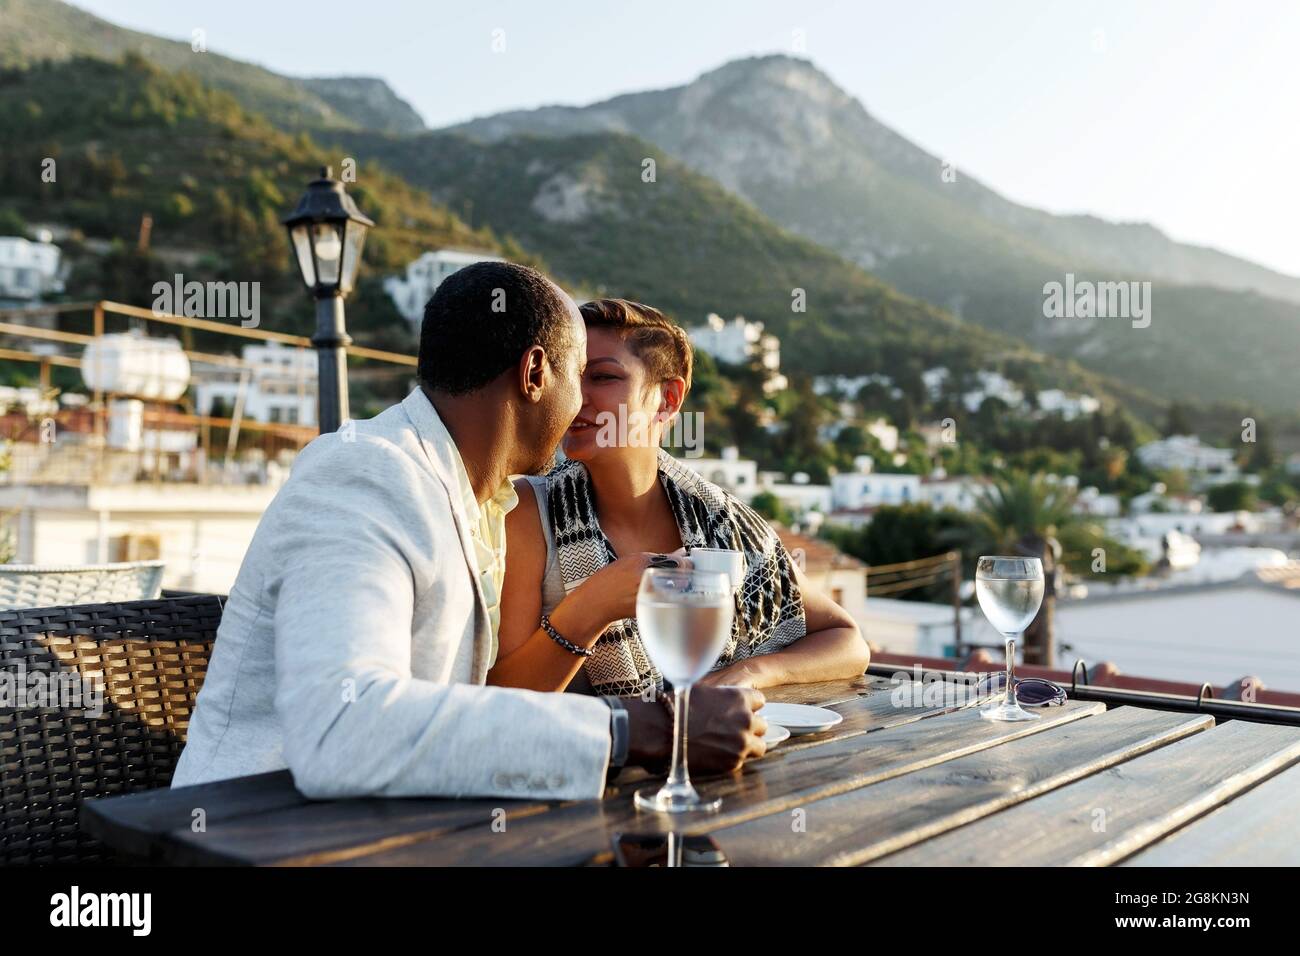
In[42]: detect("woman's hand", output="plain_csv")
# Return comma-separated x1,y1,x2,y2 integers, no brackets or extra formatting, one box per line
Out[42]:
581,549,691,623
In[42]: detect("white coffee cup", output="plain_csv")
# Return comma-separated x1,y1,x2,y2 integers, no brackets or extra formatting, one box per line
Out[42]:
689,547,745,594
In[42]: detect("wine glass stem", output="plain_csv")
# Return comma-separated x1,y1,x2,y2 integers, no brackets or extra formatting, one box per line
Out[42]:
1004,635,1019,709
666,684,692,791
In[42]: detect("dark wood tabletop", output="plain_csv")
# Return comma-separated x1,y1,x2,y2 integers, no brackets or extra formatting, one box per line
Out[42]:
81,675,1300,866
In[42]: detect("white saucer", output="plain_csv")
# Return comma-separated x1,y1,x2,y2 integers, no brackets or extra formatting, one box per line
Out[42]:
762,722,791,747
756,703,843,735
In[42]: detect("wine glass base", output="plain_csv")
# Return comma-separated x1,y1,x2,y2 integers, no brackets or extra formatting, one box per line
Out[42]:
634,784,721,814
980,698,1040,722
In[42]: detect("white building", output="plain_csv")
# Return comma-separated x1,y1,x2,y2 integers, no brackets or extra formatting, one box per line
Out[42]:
687,313,787,392
831,468,921,510
864,417,900,454
916,421,953,452
919,474,987,512
192,341,317,426
1128,482,1203,515
1135,435,1238,479
1108,510,1259,541
383,249,505,330
813,374,900,400
0,481,278,595
858,597,974,659
963,371,1024,413
1036,389,1101,421
1074,485,1122,517
0,234,64,302
677,446,758,495
753,476,833,516
921,367,949,399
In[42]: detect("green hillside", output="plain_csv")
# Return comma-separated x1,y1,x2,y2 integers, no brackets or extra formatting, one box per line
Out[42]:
0,0,424,133
0,55,512,399
342,127,1165,419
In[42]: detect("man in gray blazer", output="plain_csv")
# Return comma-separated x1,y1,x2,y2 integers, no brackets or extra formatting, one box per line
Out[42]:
173,261,766,801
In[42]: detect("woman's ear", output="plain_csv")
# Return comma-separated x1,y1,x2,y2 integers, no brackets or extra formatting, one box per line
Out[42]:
659,377,687,421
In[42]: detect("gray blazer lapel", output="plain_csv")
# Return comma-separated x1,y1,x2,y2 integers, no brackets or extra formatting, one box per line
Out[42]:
401,388,495,681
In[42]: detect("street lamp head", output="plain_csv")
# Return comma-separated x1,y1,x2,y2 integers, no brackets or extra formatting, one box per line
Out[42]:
282,166,375,298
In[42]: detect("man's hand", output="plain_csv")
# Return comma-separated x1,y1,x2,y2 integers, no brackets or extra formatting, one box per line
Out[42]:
625,686,767,775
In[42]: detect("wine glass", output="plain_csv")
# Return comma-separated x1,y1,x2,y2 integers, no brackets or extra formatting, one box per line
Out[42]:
975,556,1045,722
633,567,734,814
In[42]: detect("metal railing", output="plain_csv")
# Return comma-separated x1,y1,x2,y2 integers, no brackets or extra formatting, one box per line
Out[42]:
864,661,1300,728
0,299,418,486
866,550,965,650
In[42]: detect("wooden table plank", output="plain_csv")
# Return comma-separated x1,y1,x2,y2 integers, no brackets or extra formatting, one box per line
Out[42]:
775,674,986,754
170,679,958,865
81,770,307,860
84,676,894,866
710,706,1210,866
1121,761,1300,867
873,719,1300,866
167,793,561,866
324,698,1104,866
759,674,880,706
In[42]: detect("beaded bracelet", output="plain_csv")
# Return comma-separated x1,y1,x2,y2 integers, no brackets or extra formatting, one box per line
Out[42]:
540,613,594,658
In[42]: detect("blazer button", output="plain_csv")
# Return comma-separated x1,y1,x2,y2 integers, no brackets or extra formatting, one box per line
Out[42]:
492,772,510,789
548,773,566,790
510,773,529,791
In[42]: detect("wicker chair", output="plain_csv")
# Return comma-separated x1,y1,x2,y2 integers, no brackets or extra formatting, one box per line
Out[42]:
0,594,223,864
0,561,167,612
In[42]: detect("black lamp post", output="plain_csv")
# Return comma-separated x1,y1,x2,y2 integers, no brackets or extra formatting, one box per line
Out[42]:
282,166,374,434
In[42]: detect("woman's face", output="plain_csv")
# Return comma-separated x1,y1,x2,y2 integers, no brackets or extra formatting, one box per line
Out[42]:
562,327,680,463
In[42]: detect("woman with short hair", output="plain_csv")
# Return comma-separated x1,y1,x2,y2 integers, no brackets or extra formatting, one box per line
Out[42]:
489,299,869,696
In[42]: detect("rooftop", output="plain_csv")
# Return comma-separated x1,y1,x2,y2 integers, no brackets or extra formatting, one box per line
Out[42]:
773,525,865,572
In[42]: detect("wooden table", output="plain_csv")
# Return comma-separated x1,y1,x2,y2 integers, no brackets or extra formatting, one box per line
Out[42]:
81,676,1300,866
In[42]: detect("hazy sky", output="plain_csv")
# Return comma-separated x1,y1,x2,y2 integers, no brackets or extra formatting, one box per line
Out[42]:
71,0,1300,276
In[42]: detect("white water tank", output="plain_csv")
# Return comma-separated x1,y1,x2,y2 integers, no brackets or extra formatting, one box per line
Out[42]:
81,333,191,400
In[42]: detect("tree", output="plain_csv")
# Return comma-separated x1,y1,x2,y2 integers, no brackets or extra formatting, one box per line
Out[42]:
972,473,1077,666
1244,423,1277,472
1164,402,1194,436
1207,481,1256,513
773,377,835,482
749,491,793,526
0,207,28,237
824,503,977,603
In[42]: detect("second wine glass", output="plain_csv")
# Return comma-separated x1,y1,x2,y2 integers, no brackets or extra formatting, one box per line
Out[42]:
975,555,1045,722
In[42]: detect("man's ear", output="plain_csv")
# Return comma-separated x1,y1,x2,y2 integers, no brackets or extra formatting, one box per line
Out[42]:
659,377,686,420
519,345,547,403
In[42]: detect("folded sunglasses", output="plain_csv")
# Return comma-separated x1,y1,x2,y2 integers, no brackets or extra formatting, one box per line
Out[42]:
975,674,1068,707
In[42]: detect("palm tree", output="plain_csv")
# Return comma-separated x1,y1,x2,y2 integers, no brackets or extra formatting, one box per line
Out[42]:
972,473,1075,666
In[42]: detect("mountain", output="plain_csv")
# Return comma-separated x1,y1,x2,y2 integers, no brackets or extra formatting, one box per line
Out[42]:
0,54,504,365
445,55,1300,411
300,77,425,134
343,126,1163,418
0,0,425,133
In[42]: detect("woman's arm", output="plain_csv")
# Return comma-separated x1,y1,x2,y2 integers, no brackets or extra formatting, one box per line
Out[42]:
489,479,597,691
699,559,870,689
489,479,670,691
